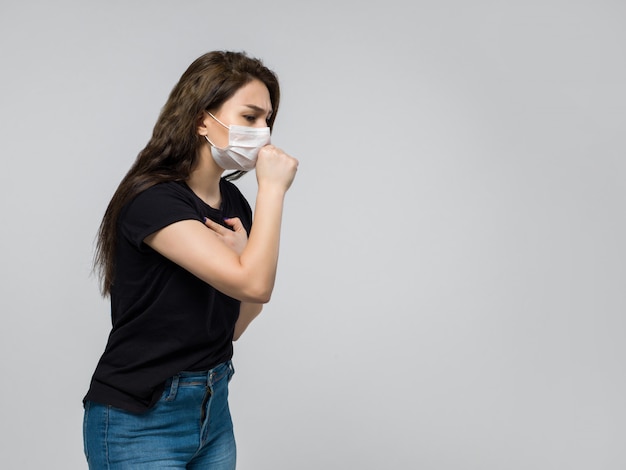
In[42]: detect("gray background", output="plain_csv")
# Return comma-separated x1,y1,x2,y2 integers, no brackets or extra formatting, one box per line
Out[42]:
1,0,624,468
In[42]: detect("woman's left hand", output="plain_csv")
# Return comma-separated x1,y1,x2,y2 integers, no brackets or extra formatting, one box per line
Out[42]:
203,217,248,255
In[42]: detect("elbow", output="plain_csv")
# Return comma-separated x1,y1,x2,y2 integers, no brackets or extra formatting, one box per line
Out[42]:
242,281,273,304
245,289,272,304
218,282,272,304
215,269,275,303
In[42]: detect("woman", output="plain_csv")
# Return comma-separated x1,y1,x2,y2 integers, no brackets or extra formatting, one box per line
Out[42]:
83,50,298,469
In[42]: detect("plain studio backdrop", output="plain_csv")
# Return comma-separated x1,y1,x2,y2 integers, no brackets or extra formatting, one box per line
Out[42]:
0,1,624,468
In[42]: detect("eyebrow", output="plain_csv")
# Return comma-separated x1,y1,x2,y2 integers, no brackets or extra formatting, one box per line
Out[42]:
243,104,272,116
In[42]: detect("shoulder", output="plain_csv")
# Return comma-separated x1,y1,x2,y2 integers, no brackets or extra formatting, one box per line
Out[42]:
220,177,244,197
220,177,253,229
125,181,193,213
220,177,250,206
221,177,252,212
120,181,201,246
134,181,190,202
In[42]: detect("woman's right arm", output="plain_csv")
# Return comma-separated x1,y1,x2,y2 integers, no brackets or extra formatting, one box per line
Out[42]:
144,145,298,303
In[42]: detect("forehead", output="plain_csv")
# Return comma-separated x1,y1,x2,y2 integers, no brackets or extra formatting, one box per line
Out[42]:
224,79,271,109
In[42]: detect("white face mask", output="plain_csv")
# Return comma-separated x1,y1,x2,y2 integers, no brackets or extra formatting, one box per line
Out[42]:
205,112,271,171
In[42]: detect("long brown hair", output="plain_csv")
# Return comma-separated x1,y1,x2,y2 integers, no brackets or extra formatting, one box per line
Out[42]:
94,50,280,296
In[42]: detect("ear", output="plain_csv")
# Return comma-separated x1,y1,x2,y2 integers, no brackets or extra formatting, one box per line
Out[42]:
196,111,210,137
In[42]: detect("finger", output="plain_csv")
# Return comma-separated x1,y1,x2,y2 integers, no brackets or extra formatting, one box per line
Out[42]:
223,217,246,233
203,217,226,234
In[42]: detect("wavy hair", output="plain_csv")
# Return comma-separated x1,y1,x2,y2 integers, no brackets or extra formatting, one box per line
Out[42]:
94,50,280,296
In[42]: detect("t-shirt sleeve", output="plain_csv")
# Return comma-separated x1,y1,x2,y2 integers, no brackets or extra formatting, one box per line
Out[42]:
120,183,200,248
239,192,253,233
222,179,254,233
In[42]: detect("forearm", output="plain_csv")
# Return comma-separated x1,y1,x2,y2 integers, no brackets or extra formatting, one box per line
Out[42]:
233,302,264,341
238,187,286,301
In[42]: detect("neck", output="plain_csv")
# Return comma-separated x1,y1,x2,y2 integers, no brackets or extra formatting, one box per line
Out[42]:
186,146,225,207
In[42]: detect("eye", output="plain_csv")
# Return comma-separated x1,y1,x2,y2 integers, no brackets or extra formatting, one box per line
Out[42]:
244,115,256,123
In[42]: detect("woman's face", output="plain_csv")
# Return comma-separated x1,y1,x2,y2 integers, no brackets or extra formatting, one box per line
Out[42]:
204,79,272,148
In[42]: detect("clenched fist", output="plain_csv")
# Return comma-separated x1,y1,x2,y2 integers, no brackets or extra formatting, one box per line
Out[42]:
255,145,299,192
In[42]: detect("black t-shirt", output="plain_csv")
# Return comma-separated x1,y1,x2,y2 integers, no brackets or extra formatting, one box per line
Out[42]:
84,179,252,413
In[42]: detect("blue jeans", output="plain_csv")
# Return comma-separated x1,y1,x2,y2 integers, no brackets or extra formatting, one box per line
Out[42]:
83,361,236,469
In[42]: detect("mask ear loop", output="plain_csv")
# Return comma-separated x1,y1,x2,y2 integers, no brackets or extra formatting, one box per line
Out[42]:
207,112,230,130
205,111,230,150
205,135,222,149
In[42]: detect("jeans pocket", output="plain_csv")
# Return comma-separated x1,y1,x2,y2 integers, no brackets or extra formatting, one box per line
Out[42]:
227,362,235,382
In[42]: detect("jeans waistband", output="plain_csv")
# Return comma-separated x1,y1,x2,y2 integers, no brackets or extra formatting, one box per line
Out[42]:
167,360,234,389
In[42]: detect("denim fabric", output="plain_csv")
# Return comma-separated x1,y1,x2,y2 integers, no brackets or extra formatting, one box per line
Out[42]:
84,361,236,469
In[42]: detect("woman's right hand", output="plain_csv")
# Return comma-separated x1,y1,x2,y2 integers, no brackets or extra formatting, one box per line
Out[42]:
255,145,299,192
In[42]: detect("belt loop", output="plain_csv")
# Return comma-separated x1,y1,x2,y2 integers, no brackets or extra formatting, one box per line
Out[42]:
164,374,180,402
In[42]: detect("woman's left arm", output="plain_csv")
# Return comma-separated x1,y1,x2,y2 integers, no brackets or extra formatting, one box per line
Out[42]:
234,302,263,341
